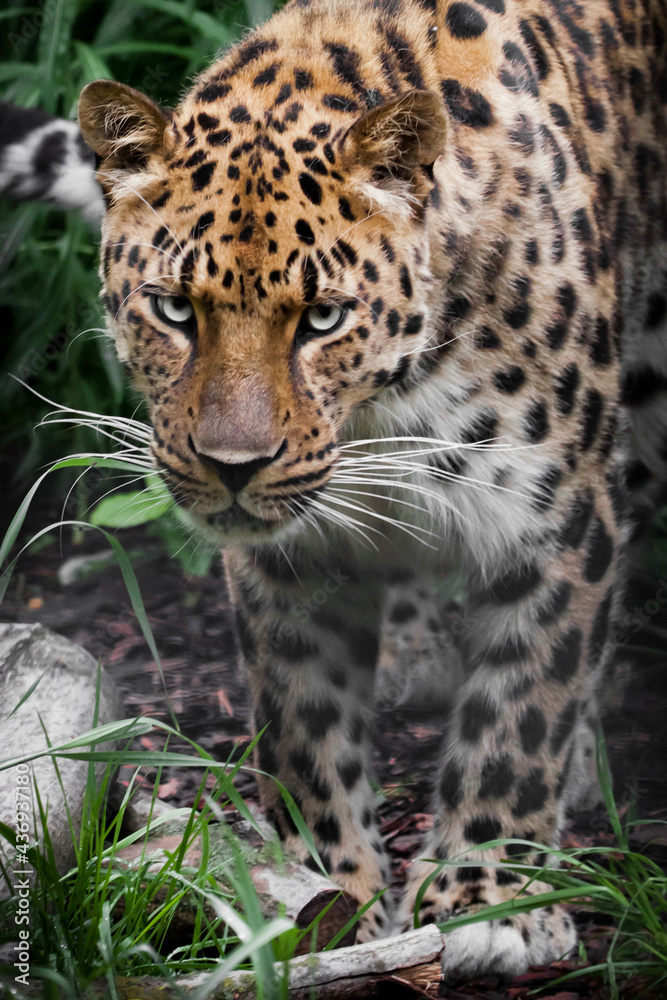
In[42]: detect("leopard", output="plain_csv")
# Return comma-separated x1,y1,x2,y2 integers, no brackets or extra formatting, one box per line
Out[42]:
76,0,667,980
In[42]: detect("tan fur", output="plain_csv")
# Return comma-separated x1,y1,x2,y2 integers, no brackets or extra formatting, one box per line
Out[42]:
79,0,666,976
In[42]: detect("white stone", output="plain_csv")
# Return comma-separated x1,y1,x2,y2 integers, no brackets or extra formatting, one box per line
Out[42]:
0,623,123,898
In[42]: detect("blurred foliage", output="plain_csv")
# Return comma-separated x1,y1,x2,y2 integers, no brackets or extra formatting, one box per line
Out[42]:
0,0,283,483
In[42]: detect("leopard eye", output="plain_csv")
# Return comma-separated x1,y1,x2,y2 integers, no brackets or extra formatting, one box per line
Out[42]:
302,303,346,335
152,294,195,328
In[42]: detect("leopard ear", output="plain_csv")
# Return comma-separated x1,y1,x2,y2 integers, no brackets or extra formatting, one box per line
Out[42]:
78,80,170,190
344,91,447,218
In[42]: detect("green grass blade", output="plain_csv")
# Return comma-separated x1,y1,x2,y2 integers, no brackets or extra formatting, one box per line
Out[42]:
1,510,171,719
323,889,387,951
191,917,293,1000
73,40,113,82
596,723,627,849
0,465,53,565
127,0,235,44
6,668,47,719
0,8,33,20
1,456,153,568
36,0,78,112
437,885,626,934
94,41,199,58
271,778,328,878
0,717,154,770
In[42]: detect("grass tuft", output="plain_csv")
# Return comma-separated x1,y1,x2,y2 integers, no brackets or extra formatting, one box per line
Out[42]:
0,719,297,997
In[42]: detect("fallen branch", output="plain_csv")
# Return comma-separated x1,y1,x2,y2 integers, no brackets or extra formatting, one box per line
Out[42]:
101,926,445,999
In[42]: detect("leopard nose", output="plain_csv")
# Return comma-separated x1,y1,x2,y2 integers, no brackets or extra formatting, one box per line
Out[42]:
188,435,287,494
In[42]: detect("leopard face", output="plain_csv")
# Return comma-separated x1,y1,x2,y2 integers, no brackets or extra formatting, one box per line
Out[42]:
83,60,446,544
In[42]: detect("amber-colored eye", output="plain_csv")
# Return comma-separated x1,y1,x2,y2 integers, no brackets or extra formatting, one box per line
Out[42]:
152,294,195,328
300,302,346,338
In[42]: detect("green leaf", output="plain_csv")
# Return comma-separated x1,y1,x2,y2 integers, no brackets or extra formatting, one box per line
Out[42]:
94,41,198,58
73,41,113,83
128,0,234,44
36,0,78,112
0,62,44,83
90,488,173,528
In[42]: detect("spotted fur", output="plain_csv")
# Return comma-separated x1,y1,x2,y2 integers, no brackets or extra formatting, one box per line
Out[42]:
78,0,667,976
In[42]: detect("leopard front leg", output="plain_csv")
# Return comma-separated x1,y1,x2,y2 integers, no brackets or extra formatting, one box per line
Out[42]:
225,547,391,940
401,489,621,978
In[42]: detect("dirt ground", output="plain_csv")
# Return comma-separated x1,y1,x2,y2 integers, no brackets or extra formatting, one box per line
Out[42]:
2,493,667,999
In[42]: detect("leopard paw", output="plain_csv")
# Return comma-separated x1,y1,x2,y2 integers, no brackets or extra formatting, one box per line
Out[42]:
437,906,576,979
400,870,576,978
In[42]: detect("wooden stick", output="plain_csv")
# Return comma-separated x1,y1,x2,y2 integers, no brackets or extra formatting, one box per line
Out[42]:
101,927,445,999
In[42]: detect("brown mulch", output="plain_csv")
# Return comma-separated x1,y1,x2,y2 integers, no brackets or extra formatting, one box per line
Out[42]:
2,496,667,999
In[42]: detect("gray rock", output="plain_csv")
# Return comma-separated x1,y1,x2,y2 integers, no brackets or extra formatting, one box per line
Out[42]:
0,623,124,898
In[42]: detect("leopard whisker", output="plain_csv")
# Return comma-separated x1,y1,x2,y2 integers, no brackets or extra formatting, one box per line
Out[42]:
38,417,152,454
307,497,381,549
321,492,440,547
287,490,330,543
339,435,531,454
326,483,439,521
329,475,471,523
365,399,426,434
96,169,185,256
46,448,155,473
400,324,477,358
60,464,97,525
168,519,215,567
321,283,381,323
336,463,536,505
274,536,303,584
117,274,180,315
322,207,387,258
80,475,161,518
65,327,111,352
291,498,327,542
58,466,158,542
15,378,152,443
104,240,181,267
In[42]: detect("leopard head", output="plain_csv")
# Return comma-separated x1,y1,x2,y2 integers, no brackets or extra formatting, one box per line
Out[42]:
79,57,447,545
